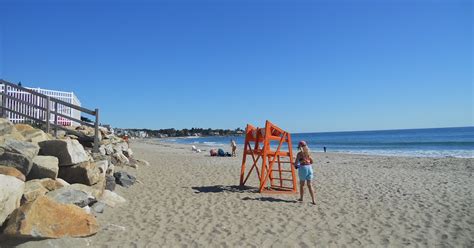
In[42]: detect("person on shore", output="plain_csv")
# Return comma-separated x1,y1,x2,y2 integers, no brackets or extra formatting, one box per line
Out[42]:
231,139,237,157
323,146,326,153
295,141,316,205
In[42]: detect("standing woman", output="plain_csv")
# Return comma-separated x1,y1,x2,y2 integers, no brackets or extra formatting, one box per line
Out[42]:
295,141,316,205
231,139,237,157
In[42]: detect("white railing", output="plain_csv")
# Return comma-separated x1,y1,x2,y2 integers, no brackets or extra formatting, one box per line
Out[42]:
0,84,82,126
0,80,100,153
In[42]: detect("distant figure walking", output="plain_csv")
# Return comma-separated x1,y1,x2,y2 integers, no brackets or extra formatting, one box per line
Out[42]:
231,139,237,157
323,146,326,153
295,141,316,205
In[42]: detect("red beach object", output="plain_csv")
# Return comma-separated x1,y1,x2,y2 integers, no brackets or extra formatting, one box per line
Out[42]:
239,120,297,194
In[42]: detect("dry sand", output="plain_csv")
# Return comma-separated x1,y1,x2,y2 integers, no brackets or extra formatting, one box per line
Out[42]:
3,140,473,247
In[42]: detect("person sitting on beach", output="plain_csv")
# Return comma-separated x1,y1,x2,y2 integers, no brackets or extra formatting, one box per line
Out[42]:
295,141,316,205
231,139,237,157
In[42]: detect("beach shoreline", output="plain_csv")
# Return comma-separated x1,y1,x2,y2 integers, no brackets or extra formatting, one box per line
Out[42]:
3,139,473,247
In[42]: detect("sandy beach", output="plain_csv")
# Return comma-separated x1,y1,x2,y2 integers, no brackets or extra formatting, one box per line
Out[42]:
3,139,473,247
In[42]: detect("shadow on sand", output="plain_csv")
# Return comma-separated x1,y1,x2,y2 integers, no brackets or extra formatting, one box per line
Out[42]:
241,196,298,203
191,185,259,194
191,185,298,203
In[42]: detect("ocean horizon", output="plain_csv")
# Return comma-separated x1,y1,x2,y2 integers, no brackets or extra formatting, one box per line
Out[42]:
161,126,474,158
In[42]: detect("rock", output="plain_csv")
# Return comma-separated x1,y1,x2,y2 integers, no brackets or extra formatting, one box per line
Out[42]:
38,178,64,191
104,144,114,155
95,160,108,177
21,129,50,143
0,148,33,175
22,179,63,203
0,175,25,225
107,163,115,176
0,130,26,143
90,175,106,196
28,155,59,180
69,183,103,199
82,205,91,214
38,139,89,166
123,148,133,158
105,175,116,191
113,142,128,153
46,187,96,208
99,190,126,207
91,201,106,214
13,123,34,132
99,145,106,156
136,159,150,166
129,158,149,168
0,118,14,135
1,138,40,159
56,130,67,138
3,196,99,238
66,134,79,140
75,125,102,142
58,161,101,185
0,165,26,181
113,152,129,165
56,178,70,187
114,171,136,188
23,180,49,203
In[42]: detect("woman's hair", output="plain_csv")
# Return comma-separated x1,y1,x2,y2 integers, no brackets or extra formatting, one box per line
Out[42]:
299,145,312,160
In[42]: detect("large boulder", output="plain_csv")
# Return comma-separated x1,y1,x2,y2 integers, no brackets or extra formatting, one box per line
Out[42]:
21,129,51,143
104,144,114,155
0,148,33,175
91,174,106,194
0,174,25,225
112,152,129,165
99,190,126,207
56,178,70,187
13,123,34,132
22,178,63,203
95,160,108,177
123,148,133,158
58,161,101,185
3,195,99,238
114,171,136,188
23,181,49,203
91,201,106,214
0,165,26,181
38,139,89,166
0,118,14,135
107,163,115,176
105,175,116,191
98,145,106,156
69,183,103,199
1,138,40,159
28,155,59,180
46,187,96,208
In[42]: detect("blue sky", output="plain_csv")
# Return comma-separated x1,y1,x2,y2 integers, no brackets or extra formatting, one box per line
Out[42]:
1,0,472,132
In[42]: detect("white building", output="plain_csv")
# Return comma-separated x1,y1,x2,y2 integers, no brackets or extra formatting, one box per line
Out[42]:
0,84,82,126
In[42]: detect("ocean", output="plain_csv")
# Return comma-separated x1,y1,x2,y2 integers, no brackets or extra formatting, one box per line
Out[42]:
164,127,474,158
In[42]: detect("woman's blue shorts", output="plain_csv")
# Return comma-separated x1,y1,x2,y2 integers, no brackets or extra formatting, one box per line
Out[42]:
298,165,314,181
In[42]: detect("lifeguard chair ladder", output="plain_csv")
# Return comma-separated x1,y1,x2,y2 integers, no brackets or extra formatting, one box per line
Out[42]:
239,120,297,194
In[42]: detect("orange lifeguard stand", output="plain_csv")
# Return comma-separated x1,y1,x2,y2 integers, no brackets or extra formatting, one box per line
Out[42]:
239,120,297,194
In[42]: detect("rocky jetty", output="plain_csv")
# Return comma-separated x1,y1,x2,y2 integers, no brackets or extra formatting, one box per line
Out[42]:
0,118,145,240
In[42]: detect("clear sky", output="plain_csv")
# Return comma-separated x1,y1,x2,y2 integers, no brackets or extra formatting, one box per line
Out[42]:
1,0,472,132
